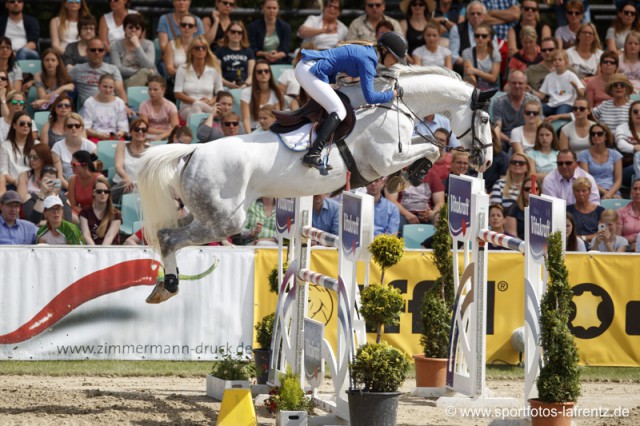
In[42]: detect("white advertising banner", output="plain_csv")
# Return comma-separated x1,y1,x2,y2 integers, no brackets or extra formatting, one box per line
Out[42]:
0,246,255,360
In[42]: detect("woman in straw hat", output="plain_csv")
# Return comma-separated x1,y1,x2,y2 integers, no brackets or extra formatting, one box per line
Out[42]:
592,73,633,131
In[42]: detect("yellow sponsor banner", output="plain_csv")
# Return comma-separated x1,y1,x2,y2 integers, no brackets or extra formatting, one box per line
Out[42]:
254,249,640,366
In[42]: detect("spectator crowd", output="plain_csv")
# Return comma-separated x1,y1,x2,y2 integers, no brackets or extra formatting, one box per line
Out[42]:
0,0,639,253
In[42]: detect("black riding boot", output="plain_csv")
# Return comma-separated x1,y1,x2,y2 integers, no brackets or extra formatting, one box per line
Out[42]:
303,112,342,171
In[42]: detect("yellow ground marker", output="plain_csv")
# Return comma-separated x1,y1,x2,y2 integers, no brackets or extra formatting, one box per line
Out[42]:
216,388,257,426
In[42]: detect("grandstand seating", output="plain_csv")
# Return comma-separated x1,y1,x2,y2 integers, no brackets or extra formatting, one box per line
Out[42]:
600,199,632,211
120,193,142,236
17,60,41,75
403,224,436,249
33,111,49,132
188,113,208,138
96,140,120,171
126,86,149,112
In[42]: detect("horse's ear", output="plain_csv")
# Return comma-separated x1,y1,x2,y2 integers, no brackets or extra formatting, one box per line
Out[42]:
477,88,499,105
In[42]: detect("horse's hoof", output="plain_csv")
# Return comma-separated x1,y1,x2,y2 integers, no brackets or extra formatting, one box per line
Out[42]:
145,282,179,304
386,175,406,194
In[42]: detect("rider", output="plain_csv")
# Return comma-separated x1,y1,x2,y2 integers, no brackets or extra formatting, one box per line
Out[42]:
294,31,408,171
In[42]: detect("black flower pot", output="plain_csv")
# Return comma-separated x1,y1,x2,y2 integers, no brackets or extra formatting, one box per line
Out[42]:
346,389,401,426
253,349,271,385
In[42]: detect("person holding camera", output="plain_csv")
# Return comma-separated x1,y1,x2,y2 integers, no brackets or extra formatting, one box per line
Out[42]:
590,209,629,252
21,162,74,226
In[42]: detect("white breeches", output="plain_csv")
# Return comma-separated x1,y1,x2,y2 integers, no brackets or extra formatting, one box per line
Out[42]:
294,60,347,121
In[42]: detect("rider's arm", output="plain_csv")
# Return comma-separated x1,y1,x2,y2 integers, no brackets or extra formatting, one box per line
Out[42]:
359,62,394,105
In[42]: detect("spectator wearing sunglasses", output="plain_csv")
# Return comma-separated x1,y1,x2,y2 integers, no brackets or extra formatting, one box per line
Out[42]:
51,113,95,184
616,100,640,188
505,180,532,240
163,13,199,80
196,90,244,142
0,111,37,191
542,149,600,205
156,0,204,53
0,0,40,61
555,0,585,50
41,95,85,148
585,52,617,109
110,14,157,88
578,123,623,200
346,0,401,42
79,176,121,245
507,0,551,57
112,118,149,204
606,2,640,56
17,143,54,203
70,38,130,110
556,96,595,155
215,21,255,89
591,73,633,132
490,152,531,211
510,99,542,154
204,0,237,50
220,112,241,137
0,91,36,141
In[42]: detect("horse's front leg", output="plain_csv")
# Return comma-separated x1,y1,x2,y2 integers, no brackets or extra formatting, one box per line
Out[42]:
386,142,441,192
145,227,183,304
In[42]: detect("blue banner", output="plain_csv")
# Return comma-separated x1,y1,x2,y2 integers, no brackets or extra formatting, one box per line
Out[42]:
276,198,296,238
341,193,362,261
528,196,553,262
448,176,472,241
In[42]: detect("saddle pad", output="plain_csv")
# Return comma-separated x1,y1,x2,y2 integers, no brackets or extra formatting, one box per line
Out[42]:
275,123,316,152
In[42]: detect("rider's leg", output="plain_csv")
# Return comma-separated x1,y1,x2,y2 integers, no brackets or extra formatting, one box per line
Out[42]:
295,61,347,169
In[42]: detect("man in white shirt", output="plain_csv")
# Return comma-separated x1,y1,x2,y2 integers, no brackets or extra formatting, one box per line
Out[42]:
0,0,39,60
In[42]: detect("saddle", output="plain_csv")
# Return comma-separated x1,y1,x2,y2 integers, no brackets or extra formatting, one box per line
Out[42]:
270,90,356,140
271,91,370,190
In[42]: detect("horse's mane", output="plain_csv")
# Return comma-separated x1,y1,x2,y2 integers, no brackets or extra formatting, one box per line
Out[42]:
382,64,463,81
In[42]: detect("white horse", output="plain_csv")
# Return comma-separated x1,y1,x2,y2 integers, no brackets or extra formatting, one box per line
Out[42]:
138,65,494,303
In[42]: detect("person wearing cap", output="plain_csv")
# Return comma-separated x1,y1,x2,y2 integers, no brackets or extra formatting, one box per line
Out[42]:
294,31,407,171
0,190,37,245
36,195,83,245
592,73,634,132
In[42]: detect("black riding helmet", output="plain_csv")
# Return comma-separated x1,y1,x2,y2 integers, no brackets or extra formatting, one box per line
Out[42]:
377,31,408,65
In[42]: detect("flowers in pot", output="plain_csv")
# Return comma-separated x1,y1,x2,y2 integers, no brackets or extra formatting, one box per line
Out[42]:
414,204,453,388
254,312,275,384
348,342,410,426
264,368,314,426
530,232,581,425
206,348,254,400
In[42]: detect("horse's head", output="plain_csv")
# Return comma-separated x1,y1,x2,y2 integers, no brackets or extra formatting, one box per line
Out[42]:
460,88,495,173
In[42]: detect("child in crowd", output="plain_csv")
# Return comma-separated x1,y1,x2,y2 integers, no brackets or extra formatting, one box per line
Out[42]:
590,209,629,252
533,49,585,116
255,105,276,133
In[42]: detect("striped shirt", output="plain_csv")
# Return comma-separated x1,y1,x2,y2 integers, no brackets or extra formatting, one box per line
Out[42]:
490,178,521,210
592,100,631,131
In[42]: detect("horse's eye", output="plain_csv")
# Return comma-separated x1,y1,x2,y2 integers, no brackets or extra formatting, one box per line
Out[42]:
482,117,489,124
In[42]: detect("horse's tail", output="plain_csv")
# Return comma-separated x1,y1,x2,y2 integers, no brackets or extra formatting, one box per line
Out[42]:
138,144,197,251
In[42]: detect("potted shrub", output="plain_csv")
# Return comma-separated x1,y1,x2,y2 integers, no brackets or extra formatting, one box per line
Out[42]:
413,204,453,388
264,368,314,426
254,312,275,385
206,348,253,401
529,232,581,425
347,342,410,426
361,234,405,343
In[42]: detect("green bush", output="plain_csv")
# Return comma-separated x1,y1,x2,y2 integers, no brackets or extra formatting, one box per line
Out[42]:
255,313,276,350
268,262,288,294
536,232,581,403
360,283,404,344
210,349,253,380
369,234,404,285
419,283,451,358
350,342,410,393
264,368,315,414
430,203,454,307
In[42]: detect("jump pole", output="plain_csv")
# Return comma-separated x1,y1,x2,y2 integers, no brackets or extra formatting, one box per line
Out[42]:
438,174,565,408
270,192,374,421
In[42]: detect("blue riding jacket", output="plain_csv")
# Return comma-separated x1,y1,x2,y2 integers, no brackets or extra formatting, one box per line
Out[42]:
301,45,394,105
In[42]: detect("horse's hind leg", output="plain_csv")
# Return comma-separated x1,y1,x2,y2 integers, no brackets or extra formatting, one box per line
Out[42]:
145,218,228,304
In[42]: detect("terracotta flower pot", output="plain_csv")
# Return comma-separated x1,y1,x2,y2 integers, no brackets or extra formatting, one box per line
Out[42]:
412,354,447,388
529,398,576,426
